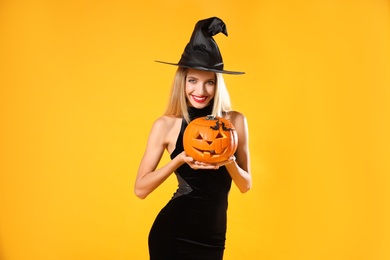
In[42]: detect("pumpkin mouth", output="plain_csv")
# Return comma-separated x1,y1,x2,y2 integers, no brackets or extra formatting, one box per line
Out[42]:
193,148,227,156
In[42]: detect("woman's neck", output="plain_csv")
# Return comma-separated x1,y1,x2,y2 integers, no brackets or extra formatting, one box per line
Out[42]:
188,101,214,121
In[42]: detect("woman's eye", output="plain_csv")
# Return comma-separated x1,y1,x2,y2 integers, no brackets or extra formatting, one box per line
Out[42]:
207,81,215,85
188,79,196,83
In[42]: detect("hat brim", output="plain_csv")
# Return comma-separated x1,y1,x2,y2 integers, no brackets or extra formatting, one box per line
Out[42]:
155,60,245,75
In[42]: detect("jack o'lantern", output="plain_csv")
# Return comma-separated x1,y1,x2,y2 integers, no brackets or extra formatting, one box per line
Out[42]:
183,115,238,163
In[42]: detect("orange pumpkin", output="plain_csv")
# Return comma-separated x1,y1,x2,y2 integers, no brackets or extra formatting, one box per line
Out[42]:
183,115,238,163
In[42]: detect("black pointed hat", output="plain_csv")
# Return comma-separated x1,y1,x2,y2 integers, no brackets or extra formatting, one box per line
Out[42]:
156,17,244,75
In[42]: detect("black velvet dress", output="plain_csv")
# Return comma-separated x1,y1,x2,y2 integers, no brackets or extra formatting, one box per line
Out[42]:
148,105,232,260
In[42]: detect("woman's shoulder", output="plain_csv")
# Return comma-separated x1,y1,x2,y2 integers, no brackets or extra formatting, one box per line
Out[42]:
150,115,182,148
223,110,246,123
223,111,249,140
152,115,182,132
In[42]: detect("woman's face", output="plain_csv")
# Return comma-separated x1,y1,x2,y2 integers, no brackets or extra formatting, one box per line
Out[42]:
185,69,216,109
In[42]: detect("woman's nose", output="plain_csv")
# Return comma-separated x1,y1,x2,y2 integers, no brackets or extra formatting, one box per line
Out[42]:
196,83,206,94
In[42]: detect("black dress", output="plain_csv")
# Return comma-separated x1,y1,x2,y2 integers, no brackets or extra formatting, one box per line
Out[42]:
148,105,232,260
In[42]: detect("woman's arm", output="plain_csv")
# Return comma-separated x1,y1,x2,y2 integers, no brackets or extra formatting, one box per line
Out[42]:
134,117,186,199
225,112,252,193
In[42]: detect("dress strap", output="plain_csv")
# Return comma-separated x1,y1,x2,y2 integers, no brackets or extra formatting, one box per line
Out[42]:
170,118,187,160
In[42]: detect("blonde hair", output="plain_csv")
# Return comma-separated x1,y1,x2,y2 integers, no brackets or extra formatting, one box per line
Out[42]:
164,67,232,122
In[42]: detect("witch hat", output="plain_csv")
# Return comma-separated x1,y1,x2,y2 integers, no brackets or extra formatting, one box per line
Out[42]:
156,17,244,75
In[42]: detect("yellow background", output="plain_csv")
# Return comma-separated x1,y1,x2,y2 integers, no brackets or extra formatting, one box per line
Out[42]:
1,0,389,259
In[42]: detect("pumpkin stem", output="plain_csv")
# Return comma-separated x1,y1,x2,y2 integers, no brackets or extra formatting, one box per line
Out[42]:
205,115,217,120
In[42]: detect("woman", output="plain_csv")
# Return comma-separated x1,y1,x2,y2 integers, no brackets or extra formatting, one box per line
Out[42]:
135,17,252,260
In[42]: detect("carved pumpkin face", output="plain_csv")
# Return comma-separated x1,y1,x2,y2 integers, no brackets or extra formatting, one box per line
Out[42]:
183,115,238,163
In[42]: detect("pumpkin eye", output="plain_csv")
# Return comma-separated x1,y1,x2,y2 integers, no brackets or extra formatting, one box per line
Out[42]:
196,134,203,140
216,133,224,139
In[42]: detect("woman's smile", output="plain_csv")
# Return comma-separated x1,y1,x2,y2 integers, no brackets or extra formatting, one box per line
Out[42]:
191,95,208,103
